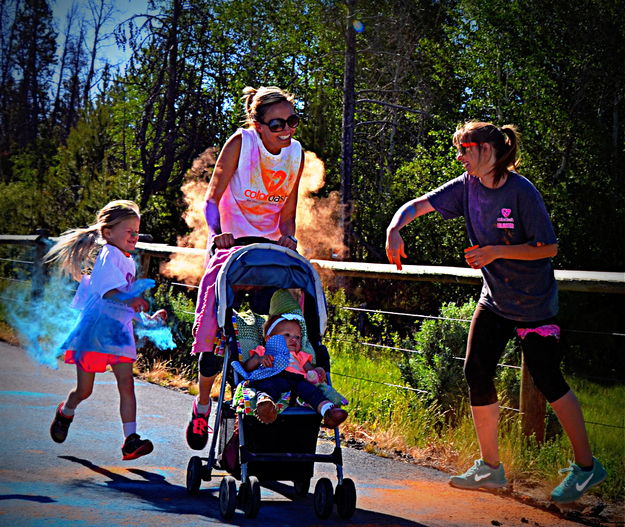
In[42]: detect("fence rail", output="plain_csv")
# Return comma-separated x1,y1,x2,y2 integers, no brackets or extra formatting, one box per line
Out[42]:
1,233,623,439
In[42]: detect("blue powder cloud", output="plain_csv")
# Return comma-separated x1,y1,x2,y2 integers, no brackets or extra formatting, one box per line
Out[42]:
2,274,176,368
3,273,78,369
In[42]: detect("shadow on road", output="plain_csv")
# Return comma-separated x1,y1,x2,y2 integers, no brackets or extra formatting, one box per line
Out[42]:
59,455,428,526
0,494,56,503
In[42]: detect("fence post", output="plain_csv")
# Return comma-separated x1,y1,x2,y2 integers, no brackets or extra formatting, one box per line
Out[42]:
137,234,153,278
519,356,546,443
32,229,49,300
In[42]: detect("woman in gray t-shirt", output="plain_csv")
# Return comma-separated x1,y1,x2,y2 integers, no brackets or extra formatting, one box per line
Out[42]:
385,121,605,503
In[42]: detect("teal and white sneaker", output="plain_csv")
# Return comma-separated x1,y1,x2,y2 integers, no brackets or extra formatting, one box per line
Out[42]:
449,459,508,489
550,457,607,503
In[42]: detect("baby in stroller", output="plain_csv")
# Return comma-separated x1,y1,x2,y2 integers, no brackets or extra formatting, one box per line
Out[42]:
236,312,348,428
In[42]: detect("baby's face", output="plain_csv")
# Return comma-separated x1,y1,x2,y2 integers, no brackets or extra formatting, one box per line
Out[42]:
270,320,302,352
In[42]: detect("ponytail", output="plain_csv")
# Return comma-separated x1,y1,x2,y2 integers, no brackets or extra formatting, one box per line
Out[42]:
45,226,101,281
45,199,140,281
453,121,521,186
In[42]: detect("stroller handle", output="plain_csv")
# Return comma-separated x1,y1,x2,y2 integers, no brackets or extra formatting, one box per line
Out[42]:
209,236,277,257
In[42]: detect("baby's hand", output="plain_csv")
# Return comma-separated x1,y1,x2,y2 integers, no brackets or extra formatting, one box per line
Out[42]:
260,355,275,368
314,367,327,383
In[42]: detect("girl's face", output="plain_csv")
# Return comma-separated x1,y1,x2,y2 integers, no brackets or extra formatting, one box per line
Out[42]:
269,320,302,352
103,217,140,254
456,141,495,179
253,101,297,155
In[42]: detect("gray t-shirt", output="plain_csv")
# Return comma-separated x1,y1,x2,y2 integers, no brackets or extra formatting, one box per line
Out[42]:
426,172,558,322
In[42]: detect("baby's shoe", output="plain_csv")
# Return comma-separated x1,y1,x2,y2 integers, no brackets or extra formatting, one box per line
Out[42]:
323,406,348,428
255,395,277,424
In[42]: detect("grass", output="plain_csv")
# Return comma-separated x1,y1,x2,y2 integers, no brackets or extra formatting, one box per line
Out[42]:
327,336,625,503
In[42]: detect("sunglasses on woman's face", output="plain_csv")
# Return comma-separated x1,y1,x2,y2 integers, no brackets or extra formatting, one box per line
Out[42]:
458,142,480,155
258,114,300,132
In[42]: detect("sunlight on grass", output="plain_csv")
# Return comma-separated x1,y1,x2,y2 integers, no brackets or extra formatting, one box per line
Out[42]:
328,338,625,502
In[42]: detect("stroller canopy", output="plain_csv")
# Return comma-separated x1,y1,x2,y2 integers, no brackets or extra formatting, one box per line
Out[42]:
215,244,327,337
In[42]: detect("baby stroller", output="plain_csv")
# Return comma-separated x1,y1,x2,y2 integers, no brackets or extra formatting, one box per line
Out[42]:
185,243,356,520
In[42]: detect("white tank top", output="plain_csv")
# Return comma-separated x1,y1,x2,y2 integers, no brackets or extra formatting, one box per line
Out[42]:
219,128,302,240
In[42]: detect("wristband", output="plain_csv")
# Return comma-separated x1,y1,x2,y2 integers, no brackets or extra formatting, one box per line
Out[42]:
287,235,298,245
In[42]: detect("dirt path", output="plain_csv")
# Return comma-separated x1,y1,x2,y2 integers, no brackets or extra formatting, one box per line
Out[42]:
0,340,622,526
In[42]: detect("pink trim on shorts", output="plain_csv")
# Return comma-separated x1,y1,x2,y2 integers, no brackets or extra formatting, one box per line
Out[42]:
516,324,560,341
64,350,134,373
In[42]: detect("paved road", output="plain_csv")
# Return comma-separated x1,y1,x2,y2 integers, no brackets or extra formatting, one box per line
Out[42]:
0,341,591,527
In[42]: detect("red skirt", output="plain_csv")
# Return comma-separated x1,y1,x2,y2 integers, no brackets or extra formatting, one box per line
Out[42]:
64,350,134,373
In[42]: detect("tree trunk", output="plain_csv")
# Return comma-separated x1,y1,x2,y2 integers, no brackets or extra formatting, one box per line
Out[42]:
340,0,356,259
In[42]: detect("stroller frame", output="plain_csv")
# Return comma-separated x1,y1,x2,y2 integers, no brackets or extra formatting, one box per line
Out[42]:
185,244,356,520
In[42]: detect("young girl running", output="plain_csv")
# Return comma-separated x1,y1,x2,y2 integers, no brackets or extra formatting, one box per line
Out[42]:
46,200,166,460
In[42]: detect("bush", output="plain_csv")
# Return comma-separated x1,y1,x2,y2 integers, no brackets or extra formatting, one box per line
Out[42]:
399,301,474,423
398,299,524,424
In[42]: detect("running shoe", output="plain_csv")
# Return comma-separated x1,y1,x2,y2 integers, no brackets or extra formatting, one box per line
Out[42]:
121,433,153,460
185,399,212,450
550,457,607,503
50,403,73,443
449,459,508,489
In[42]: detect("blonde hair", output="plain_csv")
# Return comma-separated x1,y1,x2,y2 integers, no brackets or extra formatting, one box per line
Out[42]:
45,200,140,281
241,86,295,127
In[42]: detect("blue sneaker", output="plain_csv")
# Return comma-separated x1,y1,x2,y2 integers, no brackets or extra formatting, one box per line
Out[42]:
449,459,508,489
550,457,607,503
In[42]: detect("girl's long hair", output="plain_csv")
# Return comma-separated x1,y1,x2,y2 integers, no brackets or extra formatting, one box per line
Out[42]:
45,200,140,281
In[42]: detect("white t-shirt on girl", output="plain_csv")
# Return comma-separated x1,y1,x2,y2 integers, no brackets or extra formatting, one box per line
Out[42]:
62,244,138,358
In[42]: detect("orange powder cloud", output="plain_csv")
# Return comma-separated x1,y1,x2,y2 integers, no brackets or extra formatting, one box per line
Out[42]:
296,151,346,261
159,150,345,284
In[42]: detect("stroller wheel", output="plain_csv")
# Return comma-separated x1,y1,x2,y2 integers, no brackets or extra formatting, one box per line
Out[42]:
335,478,357,519
294,478,311,497
240,476,261,518
219,476,237,520
313,477,334,519
186,456,202,495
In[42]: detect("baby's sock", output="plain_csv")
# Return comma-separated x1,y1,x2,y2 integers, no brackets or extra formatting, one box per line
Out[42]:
319,402,334,416
123,422,137,438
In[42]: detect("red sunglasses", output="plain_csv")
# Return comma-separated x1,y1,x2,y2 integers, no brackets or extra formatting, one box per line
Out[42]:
459,142,480,154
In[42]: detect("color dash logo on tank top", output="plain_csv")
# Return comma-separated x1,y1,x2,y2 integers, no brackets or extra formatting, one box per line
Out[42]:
496,208,515,229
262,168,288,193
243,168,289,203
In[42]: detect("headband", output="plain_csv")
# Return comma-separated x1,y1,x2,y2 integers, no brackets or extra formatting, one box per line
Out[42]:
265,313,305,338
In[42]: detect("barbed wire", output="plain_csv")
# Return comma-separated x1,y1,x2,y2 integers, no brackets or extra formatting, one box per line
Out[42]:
339,306,625,338
1,253,622,431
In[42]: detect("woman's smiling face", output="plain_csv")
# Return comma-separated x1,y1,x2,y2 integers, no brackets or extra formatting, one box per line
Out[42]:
254,101,297,154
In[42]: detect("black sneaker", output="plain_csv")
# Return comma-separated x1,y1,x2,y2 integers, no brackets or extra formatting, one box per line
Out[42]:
121,433,153,460
50,403,73,443
185,400,212,450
